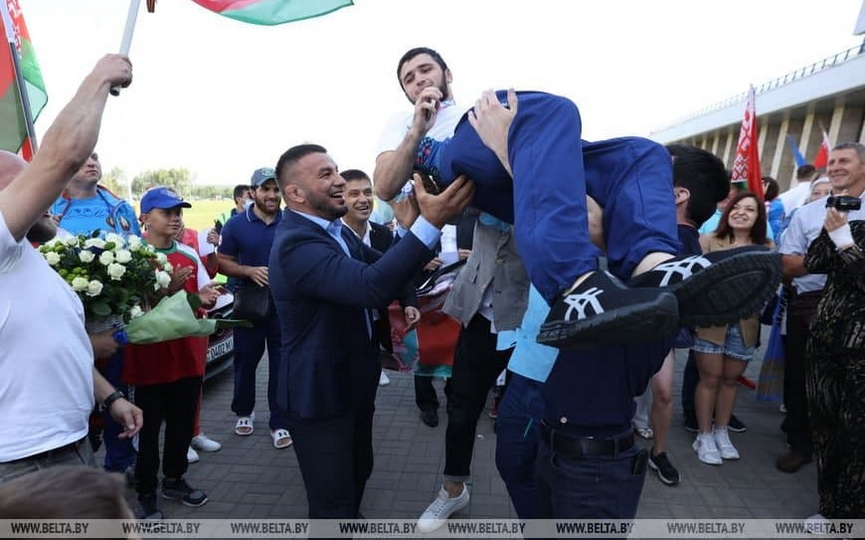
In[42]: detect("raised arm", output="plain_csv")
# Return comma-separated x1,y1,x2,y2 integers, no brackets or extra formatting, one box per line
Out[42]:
0,55,132,241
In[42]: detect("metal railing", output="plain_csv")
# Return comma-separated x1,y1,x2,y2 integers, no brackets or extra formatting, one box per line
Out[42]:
653,42,865,133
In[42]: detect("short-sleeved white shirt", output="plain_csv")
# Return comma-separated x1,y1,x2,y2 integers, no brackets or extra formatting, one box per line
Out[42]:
376,100,469,156
778,193,865,293
0,211,93,462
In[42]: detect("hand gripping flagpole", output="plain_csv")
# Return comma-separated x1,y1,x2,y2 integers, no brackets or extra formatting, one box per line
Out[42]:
110,0,142,96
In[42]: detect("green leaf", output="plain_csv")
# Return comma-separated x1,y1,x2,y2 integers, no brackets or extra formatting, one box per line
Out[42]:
187,292,202,311
91,301,111,317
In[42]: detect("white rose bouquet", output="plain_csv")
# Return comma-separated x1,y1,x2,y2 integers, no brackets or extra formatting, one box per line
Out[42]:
41,232,250,344
40,233,170,324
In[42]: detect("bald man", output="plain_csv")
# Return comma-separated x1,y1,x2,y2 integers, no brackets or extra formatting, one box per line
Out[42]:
0,54,142,482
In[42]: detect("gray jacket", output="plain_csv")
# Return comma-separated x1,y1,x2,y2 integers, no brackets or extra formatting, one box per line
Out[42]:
443,221,529,331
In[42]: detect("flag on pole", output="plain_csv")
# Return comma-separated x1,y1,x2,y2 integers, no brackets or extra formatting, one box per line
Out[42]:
190,0,352,26
812,129,831,169
785,135,807,167
0,0,46,157
730,86,764,199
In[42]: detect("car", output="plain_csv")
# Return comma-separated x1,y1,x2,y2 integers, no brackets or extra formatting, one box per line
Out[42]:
205,292,235,380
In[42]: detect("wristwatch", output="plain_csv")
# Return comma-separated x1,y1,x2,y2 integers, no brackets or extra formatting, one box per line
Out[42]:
102,390,125,411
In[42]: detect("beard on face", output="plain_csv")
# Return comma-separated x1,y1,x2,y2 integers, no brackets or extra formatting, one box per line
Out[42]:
308,193,348,221
26,216,58,244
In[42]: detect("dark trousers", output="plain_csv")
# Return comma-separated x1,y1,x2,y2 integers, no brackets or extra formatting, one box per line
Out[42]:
781,291,821,457
288,407,374,518
231,318,286,430
414,375,452,413
681,349,699,417
134,376,202,495
441,91,679,303
0,437,95,484
443,315,513,481
536,435,646,519
98,350,136,472
495,373,545,519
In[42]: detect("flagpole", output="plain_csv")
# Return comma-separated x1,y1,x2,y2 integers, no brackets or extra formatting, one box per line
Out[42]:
0,0,37,151
110,0,141,96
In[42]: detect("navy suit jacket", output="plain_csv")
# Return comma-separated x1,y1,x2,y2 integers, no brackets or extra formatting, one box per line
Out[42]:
269,210,434,419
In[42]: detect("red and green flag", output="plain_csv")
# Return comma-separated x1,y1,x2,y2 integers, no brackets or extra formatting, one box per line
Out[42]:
0,0,47,159
190,0,352,26
730,86,764,200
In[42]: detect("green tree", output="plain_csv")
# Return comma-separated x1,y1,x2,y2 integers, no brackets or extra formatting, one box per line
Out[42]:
101,166,127,195
131,168,192,198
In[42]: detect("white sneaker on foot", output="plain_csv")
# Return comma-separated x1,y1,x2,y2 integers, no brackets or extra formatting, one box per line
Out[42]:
379,371,390,386
187,446,200,464
692,433,722,465
191,433,222,452
712,426,740,460
416,485,470,533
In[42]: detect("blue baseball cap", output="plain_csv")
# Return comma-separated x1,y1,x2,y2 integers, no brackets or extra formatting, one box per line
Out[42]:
140,186,192,213
250,167,276,187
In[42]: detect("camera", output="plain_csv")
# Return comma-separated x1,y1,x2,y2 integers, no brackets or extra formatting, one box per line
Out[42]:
825,195,862,212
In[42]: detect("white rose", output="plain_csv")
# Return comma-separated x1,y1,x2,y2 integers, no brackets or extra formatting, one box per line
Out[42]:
104,233,125,248
163,262,173,273
115,249,132,264
127,236,142,252
78,250,95,264
107,262,127,281
44,252,61,266
154,270,171,290
155,252,168,264
84,238,106,249
65,236,80,247
129,304,144,319
71,276,89,292
85,280,103,297
98,250,115,266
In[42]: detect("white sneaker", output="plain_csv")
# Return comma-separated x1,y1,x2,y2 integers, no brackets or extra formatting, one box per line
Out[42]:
417,485,470,533
805,513,828,534
692,433,722,465
712,426,740,460
187,446,200,464
191,433,222,452
379,371,390,386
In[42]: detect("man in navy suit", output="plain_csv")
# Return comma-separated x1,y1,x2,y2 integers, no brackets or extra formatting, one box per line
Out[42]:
268,144,473,519
339,168,421,386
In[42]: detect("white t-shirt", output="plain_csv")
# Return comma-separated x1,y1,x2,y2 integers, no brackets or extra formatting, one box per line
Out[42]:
0,211,94,462
376,100,469,155
779,182,812,217
778,193,865,294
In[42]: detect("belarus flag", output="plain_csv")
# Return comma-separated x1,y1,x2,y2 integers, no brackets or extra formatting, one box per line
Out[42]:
0,0,47,158
190,0,352,26
812,130,831,169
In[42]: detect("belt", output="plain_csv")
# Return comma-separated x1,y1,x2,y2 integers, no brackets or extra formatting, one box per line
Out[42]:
540,422,634,459
12,438,84,464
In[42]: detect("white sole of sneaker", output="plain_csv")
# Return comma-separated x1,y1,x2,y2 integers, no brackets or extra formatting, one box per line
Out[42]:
648,458,679,486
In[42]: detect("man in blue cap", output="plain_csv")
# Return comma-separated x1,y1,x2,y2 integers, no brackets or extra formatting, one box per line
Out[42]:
217,168,291,450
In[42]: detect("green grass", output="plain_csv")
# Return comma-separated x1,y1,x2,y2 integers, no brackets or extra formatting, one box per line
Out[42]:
182,199,234,231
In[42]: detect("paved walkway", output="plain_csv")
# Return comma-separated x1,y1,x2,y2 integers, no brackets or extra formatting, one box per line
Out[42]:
134,338,818,523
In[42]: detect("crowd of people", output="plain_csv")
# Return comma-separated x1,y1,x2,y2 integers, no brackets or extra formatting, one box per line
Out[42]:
1,45,864,533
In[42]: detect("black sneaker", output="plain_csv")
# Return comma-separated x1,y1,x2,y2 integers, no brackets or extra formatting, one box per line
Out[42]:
728,414,748,433
135,493,164,521
537,271,678,348
161,477,208,507
683,413,698,433
648,451,681,486
630,246,781,327
420,409,439,427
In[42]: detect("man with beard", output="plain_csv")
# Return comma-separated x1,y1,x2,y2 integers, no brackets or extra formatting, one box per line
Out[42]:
269,144,473,520
0,54,142,482
217,168,291,449
49,152,140,238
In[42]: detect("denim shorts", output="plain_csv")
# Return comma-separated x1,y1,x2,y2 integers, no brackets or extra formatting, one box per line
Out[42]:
692,323,755,362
